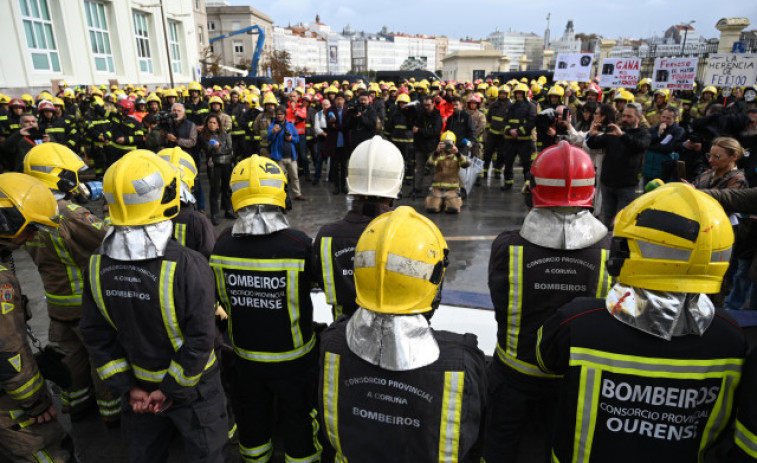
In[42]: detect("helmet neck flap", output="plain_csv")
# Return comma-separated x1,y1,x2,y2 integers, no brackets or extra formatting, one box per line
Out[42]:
232,204,289,237
520,207,607,250
102,219,173,261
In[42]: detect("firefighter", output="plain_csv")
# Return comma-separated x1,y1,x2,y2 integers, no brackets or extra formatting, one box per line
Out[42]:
384,93,415,185
104,99,144,166
318,206,486,462
314,136,404,320
209,155,322,463
0,173,75,462
425,131,470,214
480,86,511,185
227,90,248,160
502,83,537,190
184,81,209,129
157,147,215,259
537,183,746,462
80,150,226,462
23,143,122,425
484,142,611,462
251,93,278,158
466,93,487,160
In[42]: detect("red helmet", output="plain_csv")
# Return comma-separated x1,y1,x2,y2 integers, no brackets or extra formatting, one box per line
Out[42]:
9,98,26,109
530,141,595,208
302,93,313,102
315,93,324,102
119,99,135,114
38,101,55,112
465,82,474,90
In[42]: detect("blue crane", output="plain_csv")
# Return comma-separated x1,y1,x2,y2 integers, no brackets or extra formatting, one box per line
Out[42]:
208,25,265,77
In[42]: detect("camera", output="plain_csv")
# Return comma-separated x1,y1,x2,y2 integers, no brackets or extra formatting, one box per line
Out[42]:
155,111,176,128
443,141,454,150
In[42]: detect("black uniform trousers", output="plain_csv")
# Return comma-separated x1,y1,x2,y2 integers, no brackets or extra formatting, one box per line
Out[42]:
501,140,532,184
393,142,414,182
208,162,232,217
483,360,558,463
328,147,348,189
122,372,228,463
484,133,506,173
233,355,321,461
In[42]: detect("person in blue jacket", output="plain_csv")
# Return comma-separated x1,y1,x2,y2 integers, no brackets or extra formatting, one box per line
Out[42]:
268,105,305,200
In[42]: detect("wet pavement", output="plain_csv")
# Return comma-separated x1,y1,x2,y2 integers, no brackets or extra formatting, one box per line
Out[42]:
3,167,532,463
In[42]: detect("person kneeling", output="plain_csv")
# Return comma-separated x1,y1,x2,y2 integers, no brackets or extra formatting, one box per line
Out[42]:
425,131,469,214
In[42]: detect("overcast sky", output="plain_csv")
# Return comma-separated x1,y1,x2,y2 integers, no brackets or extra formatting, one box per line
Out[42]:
226,0,756,42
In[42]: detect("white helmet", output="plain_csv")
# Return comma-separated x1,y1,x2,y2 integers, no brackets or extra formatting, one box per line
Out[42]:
347,136,404,199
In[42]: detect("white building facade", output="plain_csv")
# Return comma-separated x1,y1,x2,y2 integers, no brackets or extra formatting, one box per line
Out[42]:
1,0,201,93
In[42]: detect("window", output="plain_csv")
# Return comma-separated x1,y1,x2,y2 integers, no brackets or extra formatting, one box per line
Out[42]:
19,0,60,72
133,11,152,73
198,25,204,45
208,20,215,31
209,44,214,54
195,0,200,9
233,41,243,53
84,1,114,73
472,69,485,80
168,21,182,74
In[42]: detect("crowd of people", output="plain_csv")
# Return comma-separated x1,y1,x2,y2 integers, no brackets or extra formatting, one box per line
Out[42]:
1,75,757,463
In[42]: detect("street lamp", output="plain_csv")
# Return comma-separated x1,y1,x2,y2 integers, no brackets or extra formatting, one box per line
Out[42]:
680,20,695,56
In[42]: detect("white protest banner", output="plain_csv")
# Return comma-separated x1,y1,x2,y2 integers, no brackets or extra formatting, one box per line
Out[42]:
703,54,757,88
652,58,697,90
599,58,641,88
553,53,594,82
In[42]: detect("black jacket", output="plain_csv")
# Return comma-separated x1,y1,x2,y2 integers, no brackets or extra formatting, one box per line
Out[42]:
586,127,651,188
348,104,378,151
413,108,443,153
446,110,475,150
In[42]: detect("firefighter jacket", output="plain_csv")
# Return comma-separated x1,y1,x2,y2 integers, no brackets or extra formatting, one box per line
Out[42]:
172,204,216,260
318,317,486,463
486,99,511,136
251,112,275,153
732,348,757,461
0,112,22,138
226,102,247,139
429,151,469,189
488,231,611,380
184,99,209,127
537,297,747,463
39,115,76,149
313,210,376,319
0,265,53,418
209,227,316,375
80,240,218,404
26,201,107,321
469,109,487,144
384,106,415,145
304,106,317,141
106,115,144,158
504,100,537,141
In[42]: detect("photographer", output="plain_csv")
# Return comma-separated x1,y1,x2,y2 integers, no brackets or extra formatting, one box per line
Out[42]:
348,91,378,154
1,113,48,172
586,102,651,228
425,131,470,214
412,96,443,194
268,105,305,201
536,105,582,152
201,114,233,225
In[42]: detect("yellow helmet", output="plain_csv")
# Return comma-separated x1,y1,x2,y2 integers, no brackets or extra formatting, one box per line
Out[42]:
37,91,53,102
702,86,717,96
477,83,487,91
440,131,456,144
608,184,733,294
638,78,653,88
230,155,287,211
654,89,669,102
103,150,180,226
188,81,203,92
0,94,9,105
354,206,449,314
52,97,65,108
24,143,85,193
513,83,529,95
547,86,564,98
537,76,548,85
163,89,178,99
614,90,634,103
21,94,34,107
486,86,499,100
157,147,198,190
531,83,542,95
262,92,278,107
146,93,162,107
0,173,59,238
208,95,224,109
395,93,411,104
